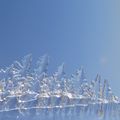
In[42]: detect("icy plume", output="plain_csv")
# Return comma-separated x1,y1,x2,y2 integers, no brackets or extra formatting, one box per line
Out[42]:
0,54,119,120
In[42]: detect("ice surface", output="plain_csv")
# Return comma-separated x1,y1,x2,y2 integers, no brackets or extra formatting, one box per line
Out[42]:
0,54,119,120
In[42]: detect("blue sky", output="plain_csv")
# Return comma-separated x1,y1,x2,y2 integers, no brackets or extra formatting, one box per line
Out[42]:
0,0,120,95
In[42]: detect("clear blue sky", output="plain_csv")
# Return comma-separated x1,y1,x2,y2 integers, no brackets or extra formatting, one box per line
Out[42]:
0,0,120,95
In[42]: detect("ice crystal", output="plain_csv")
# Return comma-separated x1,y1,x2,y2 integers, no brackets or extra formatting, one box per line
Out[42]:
0,54,119,120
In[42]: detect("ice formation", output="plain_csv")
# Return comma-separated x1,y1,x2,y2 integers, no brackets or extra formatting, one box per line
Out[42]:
0,54,119,120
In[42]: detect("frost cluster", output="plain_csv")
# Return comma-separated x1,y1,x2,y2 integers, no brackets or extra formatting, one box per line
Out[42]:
0,54,119,120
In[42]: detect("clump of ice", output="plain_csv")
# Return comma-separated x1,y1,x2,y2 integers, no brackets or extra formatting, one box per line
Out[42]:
0,54,119,120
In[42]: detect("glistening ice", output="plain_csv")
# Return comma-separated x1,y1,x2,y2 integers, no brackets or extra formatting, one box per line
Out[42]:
0,54,119,120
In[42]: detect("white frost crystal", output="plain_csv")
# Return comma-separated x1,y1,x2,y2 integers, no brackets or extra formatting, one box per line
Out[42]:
0,54,119,120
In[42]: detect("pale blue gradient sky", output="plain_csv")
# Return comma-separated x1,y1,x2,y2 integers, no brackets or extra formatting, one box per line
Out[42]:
0,0,120,95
